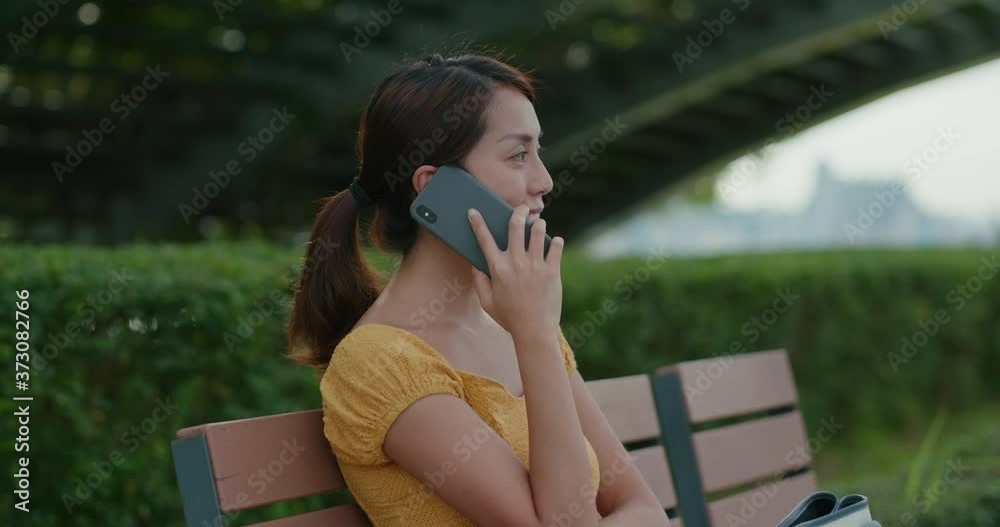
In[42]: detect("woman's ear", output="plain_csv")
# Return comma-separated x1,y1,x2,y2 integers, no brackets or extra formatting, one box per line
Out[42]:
411,165,437,194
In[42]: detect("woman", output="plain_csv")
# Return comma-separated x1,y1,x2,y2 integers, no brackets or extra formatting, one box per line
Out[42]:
286,51,668,527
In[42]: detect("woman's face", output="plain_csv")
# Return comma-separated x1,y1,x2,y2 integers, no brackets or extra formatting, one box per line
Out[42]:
458,86,553,222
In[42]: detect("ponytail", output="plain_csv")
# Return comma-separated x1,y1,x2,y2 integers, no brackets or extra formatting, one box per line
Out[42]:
286,189,382,370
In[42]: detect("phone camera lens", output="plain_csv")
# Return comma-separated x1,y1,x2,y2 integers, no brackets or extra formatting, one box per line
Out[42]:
417,205,437,224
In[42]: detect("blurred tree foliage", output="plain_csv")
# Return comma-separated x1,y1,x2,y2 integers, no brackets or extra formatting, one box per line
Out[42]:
12,0,998,243
0,0,697,244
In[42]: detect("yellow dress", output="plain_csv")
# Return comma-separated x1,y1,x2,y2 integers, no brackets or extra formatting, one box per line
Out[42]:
320,323,602,526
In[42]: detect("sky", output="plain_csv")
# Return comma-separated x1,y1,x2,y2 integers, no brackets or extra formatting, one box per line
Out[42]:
715,56,1000,227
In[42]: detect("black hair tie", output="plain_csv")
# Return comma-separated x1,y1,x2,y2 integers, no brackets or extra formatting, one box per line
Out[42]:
349,177,375,208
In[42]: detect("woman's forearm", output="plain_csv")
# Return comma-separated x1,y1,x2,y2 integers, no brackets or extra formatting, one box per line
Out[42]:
515,331,601,527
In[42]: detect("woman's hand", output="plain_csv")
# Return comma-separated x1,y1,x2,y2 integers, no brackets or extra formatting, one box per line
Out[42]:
467,204,565,343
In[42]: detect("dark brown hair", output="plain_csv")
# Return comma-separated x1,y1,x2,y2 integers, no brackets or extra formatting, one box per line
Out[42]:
287,51,537,370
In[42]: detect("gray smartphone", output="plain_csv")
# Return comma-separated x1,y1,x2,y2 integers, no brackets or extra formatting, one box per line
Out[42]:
409,164,552,277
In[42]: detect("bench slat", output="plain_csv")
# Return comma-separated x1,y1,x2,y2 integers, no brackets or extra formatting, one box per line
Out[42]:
656,350,799,424
179,409,349,513
245,504,371,527
586,375,662,443
629,445,678,510
706,471,818,527
692,411,811,493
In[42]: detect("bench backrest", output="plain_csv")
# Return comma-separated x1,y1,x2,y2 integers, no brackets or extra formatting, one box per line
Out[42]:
172,409,369,527
172,375,680,526
654,349,817,527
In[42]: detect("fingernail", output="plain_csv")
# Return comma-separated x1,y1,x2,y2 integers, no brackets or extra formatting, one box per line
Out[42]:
467,208,478,217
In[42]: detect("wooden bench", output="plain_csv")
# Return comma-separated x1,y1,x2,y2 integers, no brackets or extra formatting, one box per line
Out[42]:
171,373,681,527
171,349,812,527
653,349,817,527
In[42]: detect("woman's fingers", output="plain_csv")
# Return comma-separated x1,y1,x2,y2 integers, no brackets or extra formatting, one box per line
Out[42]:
528,218,546,262
470,265,493,309
545,235,564,272
507,204,528,257
468,208,500,272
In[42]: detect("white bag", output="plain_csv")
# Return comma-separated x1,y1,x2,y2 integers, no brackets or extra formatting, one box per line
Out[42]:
776,491,880,527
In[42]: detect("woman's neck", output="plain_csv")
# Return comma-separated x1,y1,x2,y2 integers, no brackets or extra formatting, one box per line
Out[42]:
371,230,489,332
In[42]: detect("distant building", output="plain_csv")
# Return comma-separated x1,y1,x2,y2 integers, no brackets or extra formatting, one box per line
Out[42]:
586,160,993,259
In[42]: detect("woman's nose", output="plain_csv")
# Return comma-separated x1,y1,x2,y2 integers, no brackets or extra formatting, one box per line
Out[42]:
532,164,554,195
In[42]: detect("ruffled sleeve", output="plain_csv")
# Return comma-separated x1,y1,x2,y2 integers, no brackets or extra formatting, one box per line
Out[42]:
320,326,466,466
557,326,578,374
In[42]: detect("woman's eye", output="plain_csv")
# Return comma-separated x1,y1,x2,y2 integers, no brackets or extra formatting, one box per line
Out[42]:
512,146,544,162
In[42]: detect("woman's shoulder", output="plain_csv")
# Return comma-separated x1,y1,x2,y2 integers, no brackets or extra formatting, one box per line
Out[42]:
320,323,468,465
326,323,436,372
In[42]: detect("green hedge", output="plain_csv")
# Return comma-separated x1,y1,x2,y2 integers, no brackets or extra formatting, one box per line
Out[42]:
1,242,997,526
559,248,1000,443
